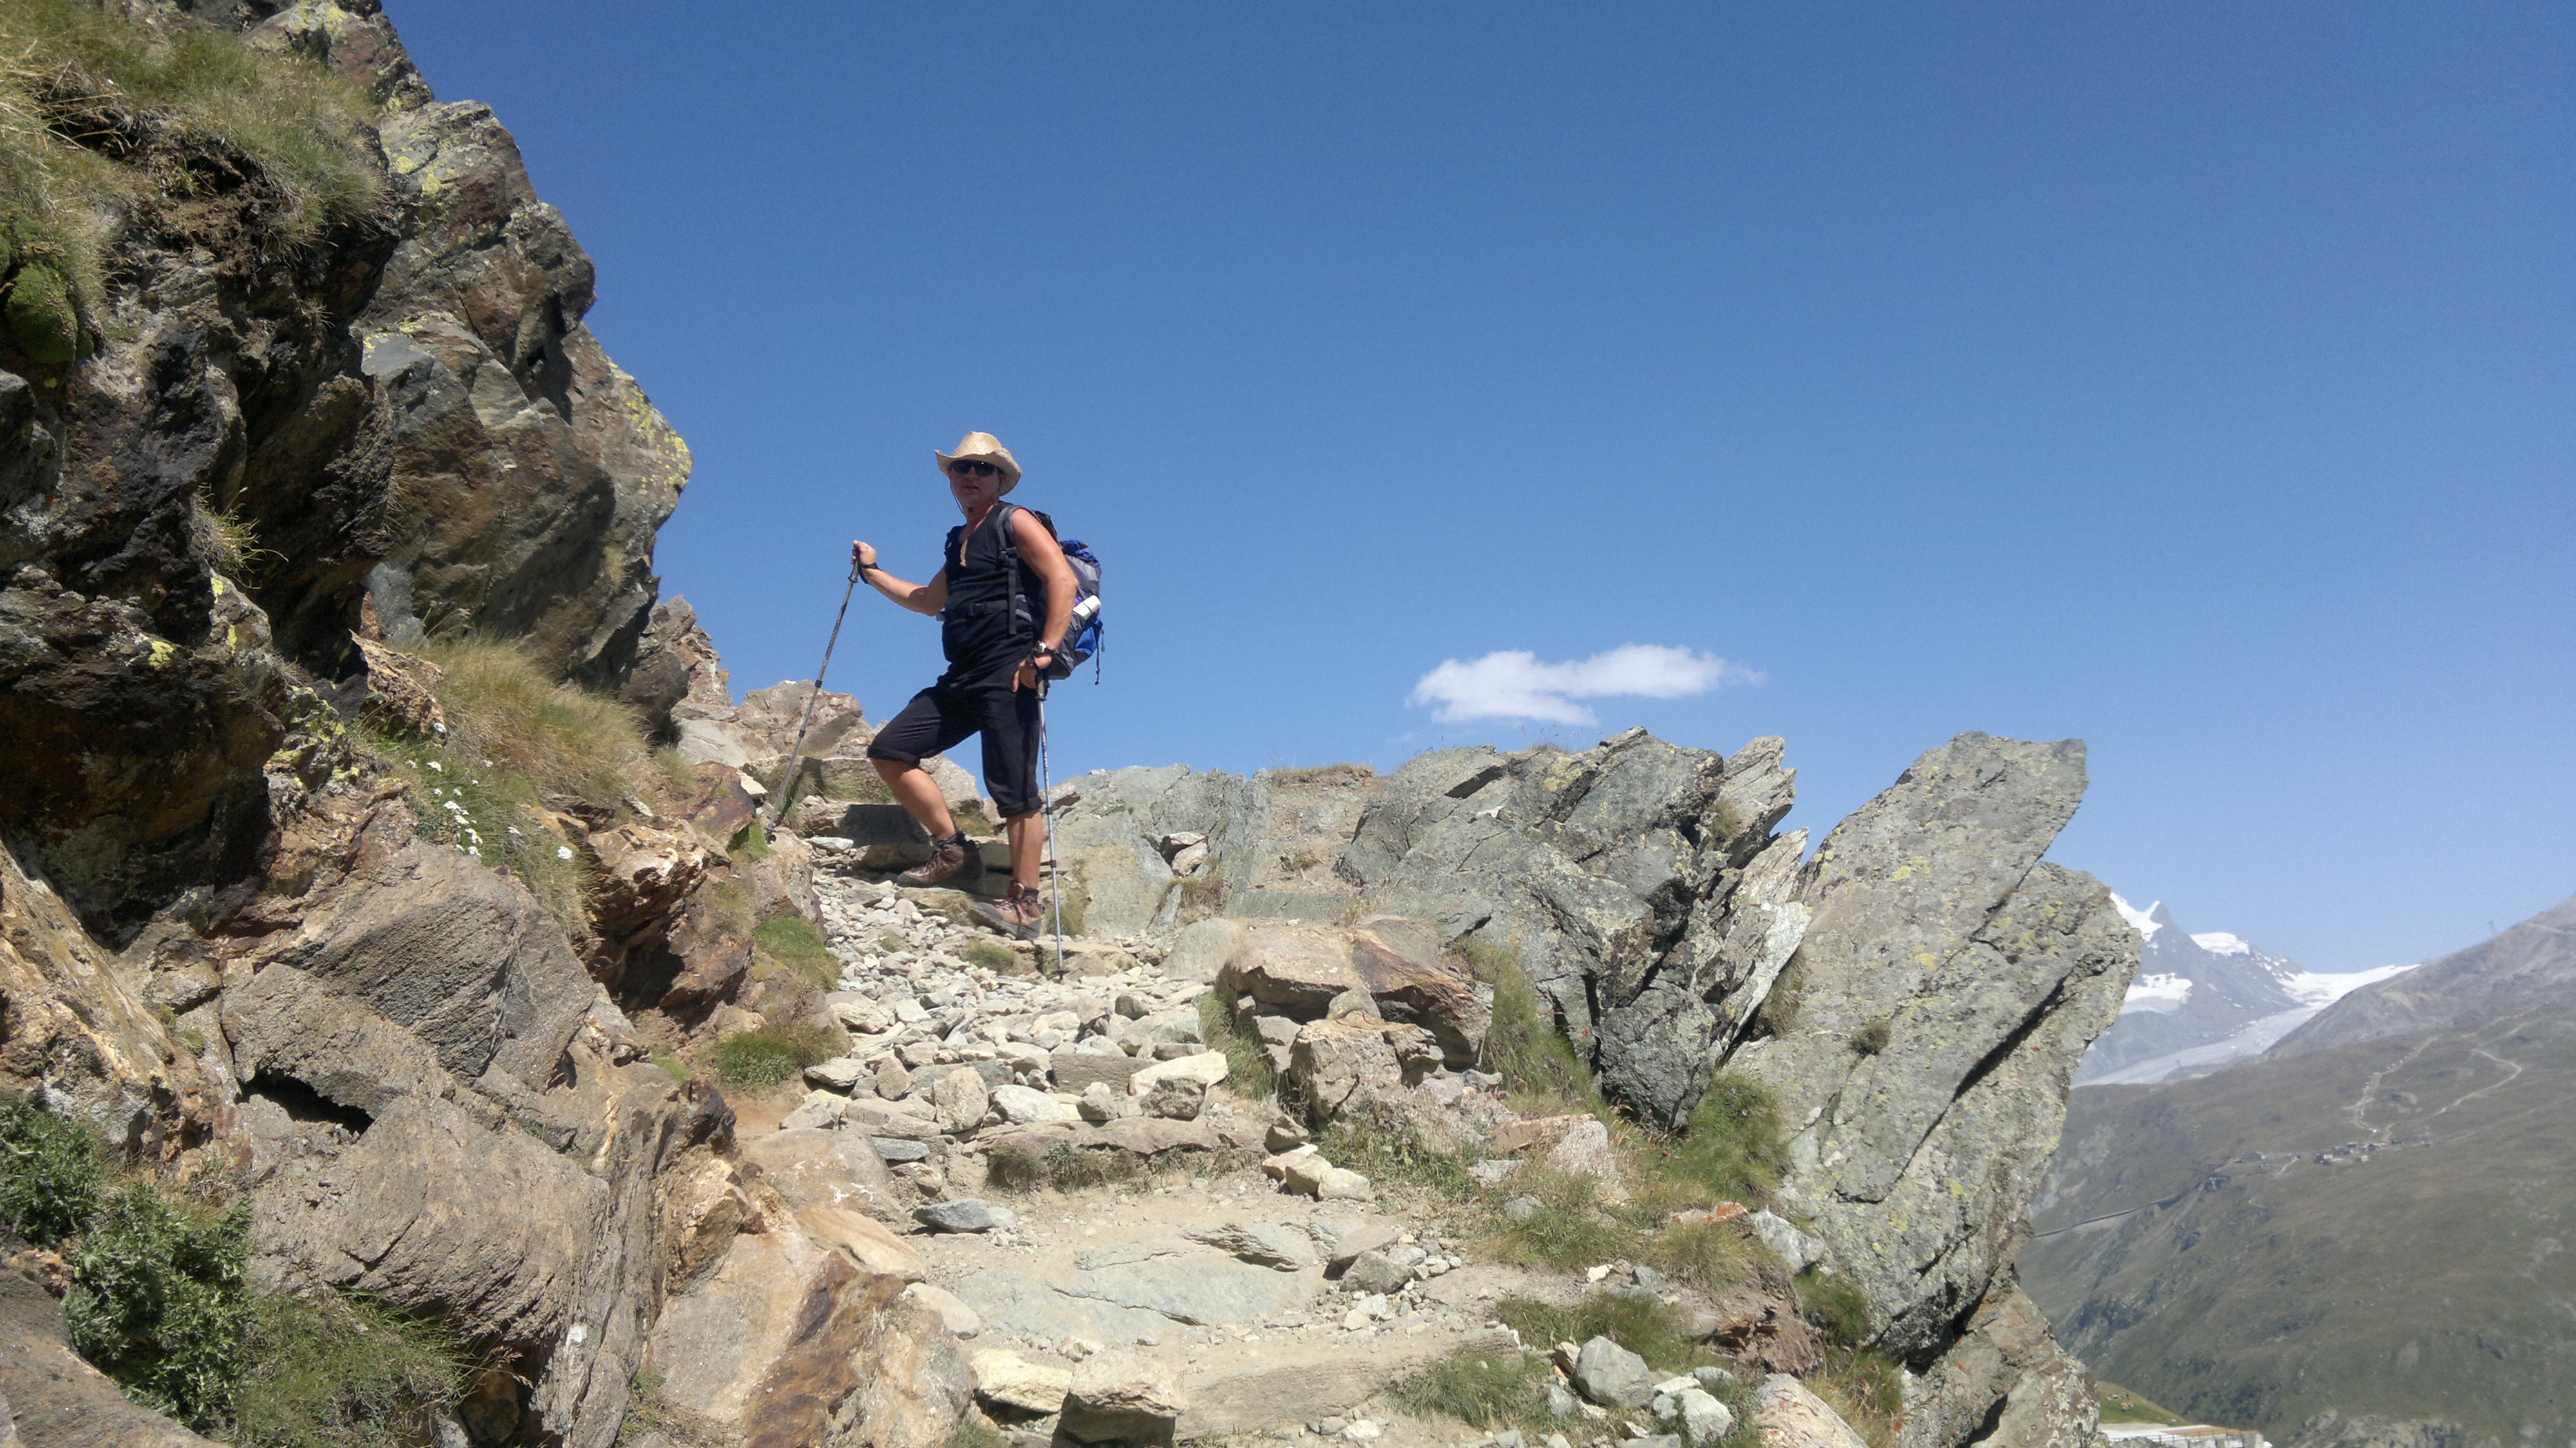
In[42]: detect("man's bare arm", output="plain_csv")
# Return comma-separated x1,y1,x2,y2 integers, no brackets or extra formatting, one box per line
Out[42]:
1011,510,1078,650
851,540,947,616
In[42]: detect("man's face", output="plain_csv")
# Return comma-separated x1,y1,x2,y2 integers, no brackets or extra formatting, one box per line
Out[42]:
948,459,1003,509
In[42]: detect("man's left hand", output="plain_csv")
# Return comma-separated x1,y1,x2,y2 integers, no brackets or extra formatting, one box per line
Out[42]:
1015,649,1054,692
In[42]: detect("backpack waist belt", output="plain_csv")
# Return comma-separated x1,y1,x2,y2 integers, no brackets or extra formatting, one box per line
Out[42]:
954,598,1019,620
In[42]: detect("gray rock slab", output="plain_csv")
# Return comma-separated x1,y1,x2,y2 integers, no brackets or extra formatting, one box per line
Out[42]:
1055,1255,1312,1327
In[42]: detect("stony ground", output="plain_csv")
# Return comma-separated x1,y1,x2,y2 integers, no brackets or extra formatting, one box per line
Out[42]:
748,848,1794,1448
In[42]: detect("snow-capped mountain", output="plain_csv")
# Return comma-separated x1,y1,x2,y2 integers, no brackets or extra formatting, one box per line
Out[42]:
2075,895,2412,1085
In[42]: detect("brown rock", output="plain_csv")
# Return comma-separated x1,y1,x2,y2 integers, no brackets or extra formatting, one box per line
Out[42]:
1225,926,1362,1015
1488,1114,1591,1156
797,1206,929,1282
1348,920,1491,1065
1061,1355,1186,1444
352,636,447,738
1285,1016,1440,1124
1754,1374,1869,1448
741,1127,904,1223
583,821,712,964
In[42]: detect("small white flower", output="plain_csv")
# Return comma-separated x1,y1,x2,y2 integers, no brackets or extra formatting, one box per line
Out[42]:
556,845,574,861
427,761,442,772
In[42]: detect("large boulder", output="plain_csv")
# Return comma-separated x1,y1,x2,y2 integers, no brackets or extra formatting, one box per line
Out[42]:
1727,734,2136,1448
1219,920,1490,1065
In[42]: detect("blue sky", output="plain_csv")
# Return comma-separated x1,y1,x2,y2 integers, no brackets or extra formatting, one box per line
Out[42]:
385,3,2571,971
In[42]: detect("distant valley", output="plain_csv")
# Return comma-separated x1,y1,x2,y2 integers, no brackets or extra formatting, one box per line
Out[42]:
2023,895,2576,1448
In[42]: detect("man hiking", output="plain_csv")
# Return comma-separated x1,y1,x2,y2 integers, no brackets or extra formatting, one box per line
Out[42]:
851,431,1076,937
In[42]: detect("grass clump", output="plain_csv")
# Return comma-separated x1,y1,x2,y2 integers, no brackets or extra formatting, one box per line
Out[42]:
1388,1344,1550,1429
1654,1073,1787,1208
0,1094,104,1246
1810,1348,1904,1448
65,1183,249,1424
730,818,773,862
948,1413,1010,1448
1852,1018,1891,1056
0,0,388,350
1796,1267,1873,1348
960,938,1026,975
711,1023,843,1089
1642,1217,1766,1290
752,915,836,991
1320,1103,1475,1199
231,1290,471,1448
1463,939,1596,1105
1493,1293,1700,1377
1482,1167,1642,1272
364,638,673,926
1198,991,1278,1097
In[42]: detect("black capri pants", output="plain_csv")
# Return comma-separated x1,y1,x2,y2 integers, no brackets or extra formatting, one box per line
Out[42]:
866,678,1044,819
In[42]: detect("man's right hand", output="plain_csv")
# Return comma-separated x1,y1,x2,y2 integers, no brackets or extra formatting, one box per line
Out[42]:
851,540,876,571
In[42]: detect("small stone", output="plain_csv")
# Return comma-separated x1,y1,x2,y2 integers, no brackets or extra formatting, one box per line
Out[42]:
902,1281,984,1338
1114,992,1151,1018
1675,1388,1734,1447
872,1136,932,1163
1078,1081,1122,1124
1061,1335,1105,1360
1502,1196,1540,1221
991,1083,1077,1125
1546,1384,1578,1418
914,1198,1003,1233
1344,1424,1381,1442
1141,1076,1206,1121
1690,1367,1737,1392
1341,1250,1408,1295
1265,1118,1311,1152
1633,1265,1667,1293
1573,1336,1656,1409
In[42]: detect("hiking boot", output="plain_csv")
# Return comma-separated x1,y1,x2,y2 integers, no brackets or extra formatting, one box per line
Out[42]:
974,882,1047,940
898,833,982,888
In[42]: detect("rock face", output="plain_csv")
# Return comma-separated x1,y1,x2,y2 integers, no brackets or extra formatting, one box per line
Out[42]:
1733,734,2136,1448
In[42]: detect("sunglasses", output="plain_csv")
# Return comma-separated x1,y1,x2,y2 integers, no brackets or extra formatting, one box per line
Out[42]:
949,461,1000,478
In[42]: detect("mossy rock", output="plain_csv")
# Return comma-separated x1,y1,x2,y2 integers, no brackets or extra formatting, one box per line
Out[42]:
6,264,80,365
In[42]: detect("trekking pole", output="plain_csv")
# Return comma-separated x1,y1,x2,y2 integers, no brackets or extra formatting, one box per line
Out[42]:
767,557,864,830
1039,689,1066,976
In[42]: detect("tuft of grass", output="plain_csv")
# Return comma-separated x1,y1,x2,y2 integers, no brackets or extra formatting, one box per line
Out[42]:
984,1142,1206,1195
651,1051,692,1083
1492,1294,1702,1378
363,638,673,926
1755,951,1805,1037
0,1094,104,1247
1199,991,1277,1098
1810,1348,1904,1448
1796,1268,1873,1348
231,1290,473,1448
65,1182,249,1425
729,818,773,862
948,1413,1010,1448
1388,1345,1550,1429
1640,1217,1766,1291
960,938,1025,975
711,1024,843,1089
752,915,835,992
1481,1166,1642,1272
0,0,386,342
1852,1018,1891,1056
1655,1073,1787,1208
1320,1102,1475,1199
1463,939,1596,1105
192,491,278,584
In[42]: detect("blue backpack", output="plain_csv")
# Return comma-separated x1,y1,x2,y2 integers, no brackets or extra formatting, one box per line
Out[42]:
995,501,1103,681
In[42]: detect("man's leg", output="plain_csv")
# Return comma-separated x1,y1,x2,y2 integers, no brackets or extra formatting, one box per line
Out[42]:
873,758,959,839
1005,810,1043,892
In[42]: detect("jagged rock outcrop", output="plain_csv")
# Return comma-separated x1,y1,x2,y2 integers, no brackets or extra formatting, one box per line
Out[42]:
1733,734,2136,1448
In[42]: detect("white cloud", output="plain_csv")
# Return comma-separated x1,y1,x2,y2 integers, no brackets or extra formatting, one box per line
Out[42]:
1406,645,1759,727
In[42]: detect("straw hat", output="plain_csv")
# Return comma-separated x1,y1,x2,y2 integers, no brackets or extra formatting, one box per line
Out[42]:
934,432,1023,494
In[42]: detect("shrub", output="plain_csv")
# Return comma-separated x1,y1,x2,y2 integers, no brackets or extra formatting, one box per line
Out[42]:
753,915,837,991
0,1096,103,1247
231,1290,470,1448
65,1183,249,1425
1797,1268,1873,1348
1388,1344,1549,1428
1463,940,1595,1105
1658,1074,1787,1207
712,1024,842,1088
983,1143,1046,1193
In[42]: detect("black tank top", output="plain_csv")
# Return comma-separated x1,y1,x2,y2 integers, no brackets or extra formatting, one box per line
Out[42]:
940,505,1046,684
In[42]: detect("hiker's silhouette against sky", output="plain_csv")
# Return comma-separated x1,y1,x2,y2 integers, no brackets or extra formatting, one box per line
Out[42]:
387,2,2571,971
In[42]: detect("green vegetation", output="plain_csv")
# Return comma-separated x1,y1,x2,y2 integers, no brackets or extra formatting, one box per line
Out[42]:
1755,952,1806,1036
0,0,388,361
231,1291,473,1448
711,1023,842,1088
1388,1344,1550,1428
651,1051,693,1083
2096,1380,2190,1427
65,1183,249,1423
752,915,836,991
617,1370,726,1447
1320,1103,1477,1199
364,638,674,927
1852,1018,1891,1056
0,1094,104,1246
1796,1268,1873,1348
947,1413,1010,1448
1483,1167,1635,1272
1810,1348,1904,1448
1463,939,1597,1105
986,1143,1141,1193
1199,991,1278,1097
1492,1293,1701,1377
1655,1074,1788,1208
729,818,773,862
960,938,1025,975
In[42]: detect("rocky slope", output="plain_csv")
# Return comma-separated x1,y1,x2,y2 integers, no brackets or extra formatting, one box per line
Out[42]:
1,6,2137,1447
2020,897,2576,1448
